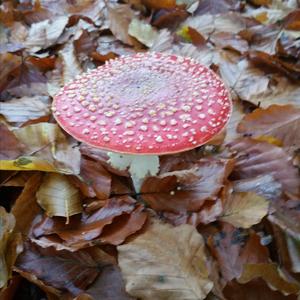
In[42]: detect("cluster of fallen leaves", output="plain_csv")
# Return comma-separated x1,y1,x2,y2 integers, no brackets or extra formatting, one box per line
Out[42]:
0,0,300,299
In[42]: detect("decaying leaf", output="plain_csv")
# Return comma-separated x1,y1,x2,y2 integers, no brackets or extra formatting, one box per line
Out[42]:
36,173,82,218
237,105,300,155
220,192,269,228
238,263,300,295
0,207,23,288
118,219,213,300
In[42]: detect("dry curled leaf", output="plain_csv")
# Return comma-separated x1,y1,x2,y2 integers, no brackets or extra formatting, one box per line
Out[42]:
36,173,82,218
220,192,269,228
118,219,213,300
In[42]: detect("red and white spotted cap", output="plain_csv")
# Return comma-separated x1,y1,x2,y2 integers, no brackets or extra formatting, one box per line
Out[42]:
52,52,232,155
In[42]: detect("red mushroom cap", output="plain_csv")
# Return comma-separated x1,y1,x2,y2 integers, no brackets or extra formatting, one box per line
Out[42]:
52,52,232,155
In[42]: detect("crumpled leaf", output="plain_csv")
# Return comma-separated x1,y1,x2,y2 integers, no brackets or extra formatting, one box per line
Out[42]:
32,196,146,248
0,95,50,124
0,207,23,288
128,18,159,47
36,173,82,218
237,105,300,155
3,123,81,174
238,263,300,295
141,158,234,214
228,138,300,198
207,223,269,285
0,123,25,160
220,192,269,228
15,242,129,299
118,219,213,300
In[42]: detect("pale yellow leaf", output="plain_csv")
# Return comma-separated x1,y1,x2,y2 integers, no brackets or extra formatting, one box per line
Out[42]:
129,18,159,47
220,192,269,228
118,219,213,300
36,173,82,218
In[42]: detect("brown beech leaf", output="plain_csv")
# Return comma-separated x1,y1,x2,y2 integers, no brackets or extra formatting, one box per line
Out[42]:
238,263,300,295
0,123,25,160
11,173,43,235
228,138,300,198
220,192,269,228
36,173,82,218
142,0,176,10
14,242,129,299
237,105,300,155
223,279,298,300
73,157,112,200
0,207,23,288
32,196,140,248
107,4,136,46
0,95,50,124
118,219,213,300
141,158,234,214
207,223,269,285
194,0,241,15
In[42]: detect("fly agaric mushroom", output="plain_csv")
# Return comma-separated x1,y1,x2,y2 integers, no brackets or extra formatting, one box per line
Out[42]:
52,52,231,191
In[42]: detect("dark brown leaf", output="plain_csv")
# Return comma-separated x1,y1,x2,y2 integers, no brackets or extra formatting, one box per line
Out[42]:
141,158,234,214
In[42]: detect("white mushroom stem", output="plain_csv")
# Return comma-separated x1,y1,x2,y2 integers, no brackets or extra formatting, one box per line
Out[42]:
107,152,160,192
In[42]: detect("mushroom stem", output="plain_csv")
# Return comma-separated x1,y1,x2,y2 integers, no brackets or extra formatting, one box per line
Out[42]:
107,152,160,192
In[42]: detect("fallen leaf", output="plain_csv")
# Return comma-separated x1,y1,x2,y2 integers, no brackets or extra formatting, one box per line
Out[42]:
0,95,50,124
107,4,136,46
15,242,128,298
73,157,112,200
142,0,176,10
0,123,25,160
11,173,43,235
238,263,300,295
224,279,298,300
128,18,159,47
237,105,300,155
11,123,81,174
141,158,234,214
0,207,23,288
25,16,69,52
36,173,82,218
118,219,213,300
149,29,174,52
32,196,140,248
194,0,241,15
220,192,269,228
207,223,269,285
232,174,282,201
228,138,300,198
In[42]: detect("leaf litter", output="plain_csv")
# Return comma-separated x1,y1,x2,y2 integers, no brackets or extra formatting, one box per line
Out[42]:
0,0,300,299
